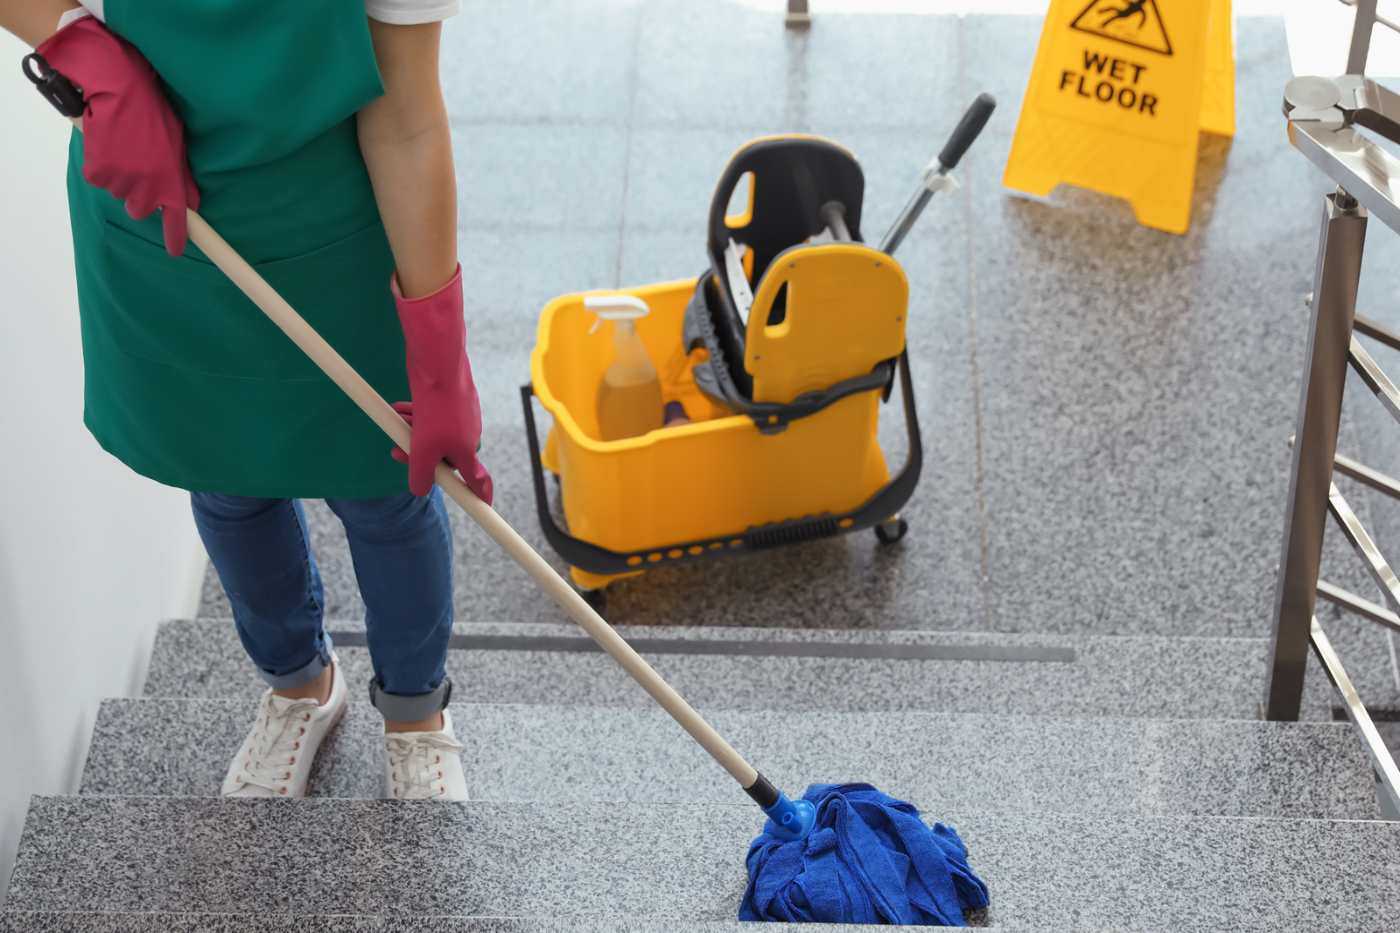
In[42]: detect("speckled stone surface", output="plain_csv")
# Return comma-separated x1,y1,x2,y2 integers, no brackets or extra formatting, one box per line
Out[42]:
0,916,886,932
958,16,1355,644
632,3,963,133
197,15,1328,642
142,618,1343,720
81,698,1378,820
182,20,1395,783
9,797,1400,929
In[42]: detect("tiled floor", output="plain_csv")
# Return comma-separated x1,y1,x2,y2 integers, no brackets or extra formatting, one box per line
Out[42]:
192,6,1399,708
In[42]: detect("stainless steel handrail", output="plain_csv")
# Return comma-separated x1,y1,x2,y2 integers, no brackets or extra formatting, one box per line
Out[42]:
1271,72,1400,810
1310,616,1400,816
1334,450,1400,499
1289,120,1400,231
1317,579,1400,634
1327,482,1400,616
1340,0,1396,34
1350,336,1400,421
1338,0,1393,75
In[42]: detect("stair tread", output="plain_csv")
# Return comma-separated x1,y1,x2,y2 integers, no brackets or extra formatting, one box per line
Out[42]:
10,796,1400,929
143,619,1339,720
83,698,1378,820
0,914,887,932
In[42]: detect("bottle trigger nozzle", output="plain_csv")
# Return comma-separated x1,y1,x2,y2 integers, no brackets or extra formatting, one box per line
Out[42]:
585,294,651,335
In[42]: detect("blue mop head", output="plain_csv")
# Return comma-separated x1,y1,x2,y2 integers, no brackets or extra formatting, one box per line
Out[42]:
739,783,990,926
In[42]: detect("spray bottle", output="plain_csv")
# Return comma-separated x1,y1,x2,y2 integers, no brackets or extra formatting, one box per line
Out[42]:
585,295,664,441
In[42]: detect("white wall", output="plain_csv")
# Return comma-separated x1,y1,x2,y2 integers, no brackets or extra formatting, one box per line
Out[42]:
0,31,206,901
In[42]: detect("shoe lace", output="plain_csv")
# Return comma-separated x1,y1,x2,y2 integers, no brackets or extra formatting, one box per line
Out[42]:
386,731,464,800
233,692,322,796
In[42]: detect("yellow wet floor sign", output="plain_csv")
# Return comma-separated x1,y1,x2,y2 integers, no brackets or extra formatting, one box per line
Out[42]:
1004,0,1234,234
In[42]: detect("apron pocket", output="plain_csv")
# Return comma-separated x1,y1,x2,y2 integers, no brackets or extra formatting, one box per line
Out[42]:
93,219,399,382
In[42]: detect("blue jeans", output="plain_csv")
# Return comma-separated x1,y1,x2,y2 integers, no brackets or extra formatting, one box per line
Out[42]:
191,489,454,721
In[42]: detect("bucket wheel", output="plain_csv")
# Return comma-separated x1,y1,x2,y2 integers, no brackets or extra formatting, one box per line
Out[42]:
875,517,908,546
579,586,609,614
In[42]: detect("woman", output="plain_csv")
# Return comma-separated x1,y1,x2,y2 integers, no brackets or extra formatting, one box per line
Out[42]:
2,0,489,800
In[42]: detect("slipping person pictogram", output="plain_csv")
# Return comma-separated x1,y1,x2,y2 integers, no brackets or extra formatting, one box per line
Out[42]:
1099,0,1150,30
1070,0,1173,55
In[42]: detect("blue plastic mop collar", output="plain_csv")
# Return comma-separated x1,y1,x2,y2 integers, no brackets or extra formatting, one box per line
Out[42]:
762,791,817,841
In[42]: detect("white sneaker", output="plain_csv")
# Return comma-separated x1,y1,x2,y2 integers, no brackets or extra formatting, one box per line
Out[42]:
384,708,468,801
221,654,347,798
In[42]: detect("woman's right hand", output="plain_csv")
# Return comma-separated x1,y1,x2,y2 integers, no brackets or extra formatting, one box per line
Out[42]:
36,16,198,256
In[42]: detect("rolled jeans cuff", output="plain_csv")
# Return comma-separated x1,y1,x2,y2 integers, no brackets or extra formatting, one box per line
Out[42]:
256,631,335,689
369,676,453,722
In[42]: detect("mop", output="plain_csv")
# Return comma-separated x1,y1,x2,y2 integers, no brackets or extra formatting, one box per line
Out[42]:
26,54,993,926
738,95,996,926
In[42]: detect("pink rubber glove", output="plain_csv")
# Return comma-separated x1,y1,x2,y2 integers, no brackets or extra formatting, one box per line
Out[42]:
37,17,199,256
390,266,493,504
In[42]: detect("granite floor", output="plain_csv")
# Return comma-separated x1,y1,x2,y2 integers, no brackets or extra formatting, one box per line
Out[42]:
182,9,1398,694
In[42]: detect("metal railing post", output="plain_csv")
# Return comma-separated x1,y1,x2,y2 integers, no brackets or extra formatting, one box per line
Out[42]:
1348,0,1379,75
1265,190,1367,721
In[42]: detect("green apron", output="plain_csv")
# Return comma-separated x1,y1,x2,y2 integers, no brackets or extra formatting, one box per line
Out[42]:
67,0,411,498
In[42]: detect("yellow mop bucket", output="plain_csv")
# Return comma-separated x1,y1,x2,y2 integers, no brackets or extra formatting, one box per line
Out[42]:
520,98,995,598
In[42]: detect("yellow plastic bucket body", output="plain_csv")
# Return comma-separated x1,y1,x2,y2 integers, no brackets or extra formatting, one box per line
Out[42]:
531,277,896,589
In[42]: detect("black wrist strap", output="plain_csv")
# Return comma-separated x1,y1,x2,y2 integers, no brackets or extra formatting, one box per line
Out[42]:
21,52,86,118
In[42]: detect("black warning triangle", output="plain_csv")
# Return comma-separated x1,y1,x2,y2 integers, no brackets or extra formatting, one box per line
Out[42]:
1069,0,1173,56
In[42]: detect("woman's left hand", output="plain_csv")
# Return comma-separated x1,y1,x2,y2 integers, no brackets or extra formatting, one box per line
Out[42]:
390,266,493,505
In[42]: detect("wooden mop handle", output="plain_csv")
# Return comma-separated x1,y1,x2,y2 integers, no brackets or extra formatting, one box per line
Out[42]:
183,211,761,790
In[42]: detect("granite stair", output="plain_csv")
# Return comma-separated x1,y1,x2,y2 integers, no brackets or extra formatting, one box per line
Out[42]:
145,619,1344,720
7,796,1400,929
2,615,1392,928
0,918,891,933
83,697,1379,820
